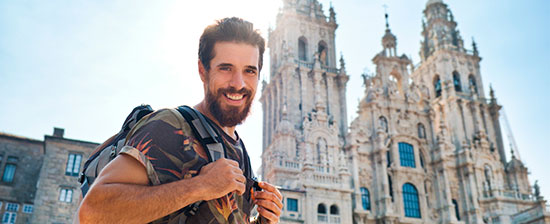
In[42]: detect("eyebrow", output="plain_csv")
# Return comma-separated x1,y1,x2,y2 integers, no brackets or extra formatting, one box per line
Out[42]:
217,63,258,71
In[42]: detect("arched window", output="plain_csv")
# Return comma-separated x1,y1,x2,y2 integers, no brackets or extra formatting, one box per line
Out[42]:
417,123,426,139
453,71,462,92
379,116,388,133
360,187,371,210
318,41,328,65
298,37,307,61
330,205,339,215
399,142,416,168
434,76,442,97
317,203,327,222
452,199,461,221
468,75,478,94
403,183,421,218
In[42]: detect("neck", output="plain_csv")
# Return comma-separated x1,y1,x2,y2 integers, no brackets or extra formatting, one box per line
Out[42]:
195,101,237,140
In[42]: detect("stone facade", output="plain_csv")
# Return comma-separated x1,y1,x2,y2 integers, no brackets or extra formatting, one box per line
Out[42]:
0,128,98,224
261,0,550,223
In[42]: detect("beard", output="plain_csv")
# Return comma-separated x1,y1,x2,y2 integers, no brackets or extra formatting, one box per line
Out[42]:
205,84,254,127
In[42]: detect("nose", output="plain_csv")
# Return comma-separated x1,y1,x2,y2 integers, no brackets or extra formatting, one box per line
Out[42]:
229,70,246,90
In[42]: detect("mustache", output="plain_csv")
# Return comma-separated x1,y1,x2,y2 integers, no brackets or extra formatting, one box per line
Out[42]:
218,87,252,96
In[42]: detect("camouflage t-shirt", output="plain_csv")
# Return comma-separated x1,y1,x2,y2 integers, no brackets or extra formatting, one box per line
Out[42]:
120,108,257,224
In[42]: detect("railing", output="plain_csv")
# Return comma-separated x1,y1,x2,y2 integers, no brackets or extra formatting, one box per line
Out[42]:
318,214,328,222
321,65,339,74
330,216,341,223
284,161,300,169
294,59,340,73
295,59,313,69
483,189,535,201
313,174,340,184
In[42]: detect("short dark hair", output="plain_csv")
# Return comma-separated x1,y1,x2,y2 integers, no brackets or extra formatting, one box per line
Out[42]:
198,17,265,72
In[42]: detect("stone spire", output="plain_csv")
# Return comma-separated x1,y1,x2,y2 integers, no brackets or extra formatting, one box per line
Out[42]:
329,2,336,23
472,37,479,56
420,0,464,61
339,52,346,74
381,10,397,57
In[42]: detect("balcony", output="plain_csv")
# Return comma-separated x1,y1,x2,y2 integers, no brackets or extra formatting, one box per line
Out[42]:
483,189,534,201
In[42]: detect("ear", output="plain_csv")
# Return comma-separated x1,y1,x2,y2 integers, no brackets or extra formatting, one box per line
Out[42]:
198,59,206,83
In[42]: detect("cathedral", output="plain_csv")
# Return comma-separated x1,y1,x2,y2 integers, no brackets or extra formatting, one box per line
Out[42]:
259,0,550,223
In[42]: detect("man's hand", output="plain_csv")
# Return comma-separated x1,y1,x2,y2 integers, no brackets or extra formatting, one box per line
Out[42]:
196,158,247,201
254,182,283,224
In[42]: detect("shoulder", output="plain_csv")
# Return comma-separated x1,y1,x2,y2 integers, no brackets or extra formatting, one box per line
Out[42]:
131,108,186,132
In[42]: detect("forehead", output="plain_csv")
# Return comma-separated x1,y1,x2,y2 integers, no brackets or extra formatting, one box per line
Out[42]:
210,42,259,67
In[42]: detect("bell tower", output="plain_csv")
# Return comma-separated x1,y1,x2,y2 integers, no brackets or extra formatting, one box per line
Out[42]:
259,0,352,222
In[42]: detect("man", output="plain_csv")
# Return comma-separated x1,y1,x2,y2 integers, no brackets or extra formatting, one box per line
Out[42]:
78,17,283,223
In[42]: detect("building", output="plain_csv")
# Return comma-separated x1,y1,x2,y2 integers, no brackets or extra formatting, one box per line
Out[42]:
260,0,550,223
0,128,98,224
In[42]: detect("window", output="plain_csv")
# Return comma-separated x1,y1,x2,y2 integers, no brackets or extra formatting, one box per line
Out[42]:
330,205,339,215
360,187,371,210
417,123,426,139
388,175,394,202
318,41,328,65
65,153,82,176
2,164,16,183
287,198,298,212
452,199,460,221
298,37,307,61
379,116,388,133
484,165,493,196
22,205,33,214
468,75,478,94
399,142,416,168
419,152,425,168
386,150,391,167
59,188,73,203
317,203,327,222
453,71,462,92
329,205,340,223
2,212,16,224
403,183,421,218
5,203,18,212
434,76,442,97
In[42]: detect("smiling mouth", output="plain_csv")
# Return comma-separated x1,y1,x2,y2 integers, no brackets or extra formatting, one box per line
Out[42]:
225,93,245,101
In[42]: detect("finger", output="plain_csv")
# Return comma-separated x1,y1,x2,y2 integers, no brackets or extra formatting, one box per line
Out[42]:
254,191,283,209
221,158,240,167
231,166,244,175
235,182,246,195
255,199,282,217
235,174,246,184
257,207,278,223
259,182,283,200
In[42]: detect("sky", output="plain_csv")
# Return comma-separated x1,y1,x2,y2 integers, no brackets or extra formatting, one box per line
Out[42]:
1,0,549,201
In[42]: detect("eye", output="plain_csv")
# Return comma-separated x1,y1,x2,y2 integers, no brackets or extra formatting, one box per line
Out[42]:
245,69,257,75
219,66,231,71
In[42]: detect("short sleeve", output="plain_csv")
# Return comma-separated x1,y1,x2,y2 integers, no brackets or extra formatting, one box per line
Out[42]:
120,108,209,185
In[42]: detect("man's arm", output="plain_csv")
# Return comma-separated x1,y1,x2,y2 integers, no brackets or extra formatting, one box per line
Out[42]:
78,154,246,223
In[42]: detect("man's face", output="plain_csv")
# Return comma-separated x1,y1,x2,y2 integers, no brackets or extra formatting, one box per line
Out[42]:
200,42,259,127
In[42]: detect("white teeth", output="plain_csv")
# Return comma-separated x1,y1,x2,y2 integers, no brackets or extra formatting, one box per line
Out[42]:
226,94,244,100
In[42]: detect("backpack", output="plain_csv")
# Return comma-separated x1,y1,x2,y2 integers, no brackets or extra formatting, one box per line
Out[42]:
78,105,229,216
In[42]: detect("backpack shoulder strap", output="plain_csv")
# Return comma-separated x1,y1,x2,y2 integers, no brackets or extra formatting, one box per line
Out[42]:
175,105,228,216
176,106,226,162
